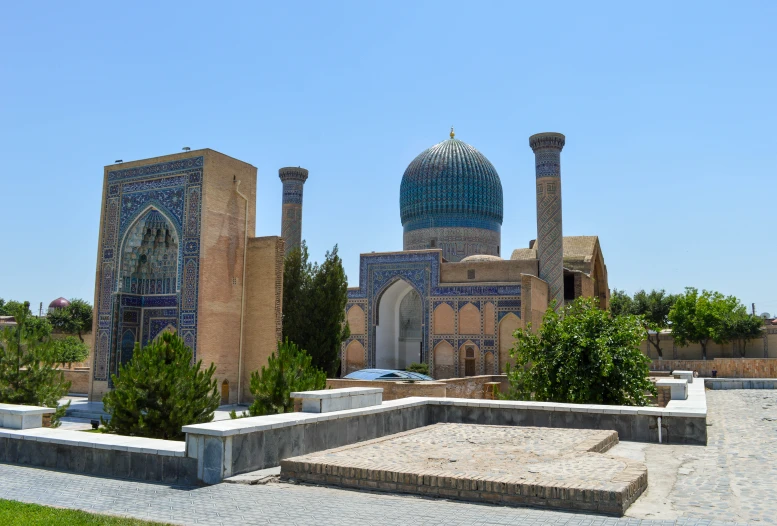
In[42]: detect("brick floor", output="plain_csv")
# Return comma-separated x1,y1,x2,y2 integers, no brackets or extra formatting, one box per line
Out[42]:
281,424,645,515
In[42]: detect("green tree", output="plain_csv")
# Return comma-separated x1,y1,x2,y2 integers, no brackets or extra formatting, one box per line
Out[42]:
608,289,634,317
243,339,326,416
723,310,763,357
0,298,7,316
0,301,70,424
668,287,741,360
505,297,655,406
51,336,89,366
102,332,220,440
48,299,93,343
612,289,676,359
283,243,349,377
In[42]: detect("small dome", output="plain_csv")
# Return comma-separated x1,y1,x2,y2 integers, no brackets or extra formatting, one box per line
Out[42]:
48,297,70,310
460,254,503,263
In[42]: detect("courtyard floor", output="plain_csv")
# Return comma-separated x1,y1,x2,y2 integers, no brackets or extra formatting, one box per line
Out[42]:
0,389,774,525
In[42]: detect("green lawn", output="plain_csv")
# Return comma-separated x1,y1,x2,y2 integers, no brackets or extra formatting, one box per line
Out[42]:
0,499,170,525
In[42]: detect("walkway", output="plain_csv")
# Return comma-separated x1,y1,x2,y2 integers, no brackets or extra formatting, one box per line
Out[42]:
0,389,772,525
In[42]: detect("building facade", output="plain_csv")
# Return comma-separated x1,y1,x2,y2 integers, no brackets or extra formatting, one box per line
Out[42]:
342,132,610,378
89,149,283,403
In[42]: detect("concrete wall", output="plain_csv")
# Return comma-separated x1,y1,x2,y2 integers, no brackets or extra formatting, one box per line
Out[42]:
651,358,777,378
241,236,284,403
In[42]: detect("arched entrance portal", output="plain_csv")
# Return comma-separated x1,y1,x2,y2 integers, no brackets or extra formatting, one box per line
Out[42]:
375,279,423,370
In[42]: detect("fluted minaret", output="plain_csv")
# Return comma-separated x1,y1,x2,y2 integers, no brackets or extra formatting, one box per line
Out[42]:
529,133,565,311
279,167,309,256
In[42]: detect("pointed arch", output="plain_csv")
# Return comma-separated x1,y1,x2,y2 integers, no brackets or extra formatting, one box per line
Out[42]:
433,340,455,379
459,340,479,377
458,302,480,335
345,340,366,374
118,206,181,294
433,303,455,334
347,305,366,335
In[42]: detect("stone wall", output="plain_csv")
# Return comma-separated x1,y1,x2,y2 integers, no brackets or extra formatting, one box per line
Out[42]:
651,358,777,378
327,375,509,401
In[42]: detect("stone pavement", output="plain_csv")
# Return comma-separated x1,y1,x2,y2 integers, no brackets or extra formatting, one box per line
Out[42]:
0,389,772,525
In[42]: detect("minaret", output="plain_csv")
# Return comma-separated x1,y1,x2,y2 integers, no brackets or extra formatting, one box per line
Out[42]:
529,133,565,311
278,167,309,256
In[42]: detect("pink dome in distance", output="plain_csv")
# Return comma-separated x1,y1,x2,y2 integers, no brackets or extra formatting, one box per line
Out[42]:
48,297,70,310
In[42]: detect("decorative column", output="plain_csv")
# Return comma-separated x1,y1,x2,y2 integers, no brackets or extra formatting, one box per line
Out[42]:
529,133,566,311
278,167,309,256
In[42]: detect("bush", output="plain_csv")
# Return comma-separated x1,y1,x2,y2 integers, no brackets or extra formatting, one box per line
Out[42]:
52,336,89,366
0,302,70,424
243,339,326,417
406,362,429,375
102,332,220,440
505,297,655,406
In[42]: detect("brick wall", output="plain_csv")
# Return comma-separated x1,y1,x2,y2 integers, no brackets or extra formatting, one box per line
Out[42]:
61,368,90,394
651,358,777,378
326,375,509,401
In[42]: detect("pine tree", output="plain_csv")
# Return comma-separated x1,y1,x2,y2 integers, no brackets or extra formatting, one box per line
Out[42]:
244,339,326,416
0,301,70,424
102,332,220,440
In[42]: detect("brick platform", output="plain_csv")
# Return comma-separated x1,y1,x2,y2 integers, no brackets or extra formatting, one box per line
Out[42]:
281,423,647,516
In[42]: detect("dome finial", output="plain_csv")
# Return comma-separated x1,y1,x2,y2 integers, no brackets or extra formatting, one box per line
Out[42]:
450,126,455,139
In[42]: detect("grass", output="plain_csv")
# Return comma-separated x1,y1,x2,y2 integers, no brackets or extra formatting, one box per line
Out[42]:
0,499,170,525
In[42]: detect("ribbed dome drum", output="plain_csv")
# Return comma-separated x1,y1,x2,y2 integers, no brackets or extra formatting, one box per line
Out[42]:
400,135,504,261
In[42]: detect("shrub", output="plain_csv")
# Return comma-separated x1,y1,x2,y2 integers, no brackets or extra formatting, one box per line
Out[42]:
0,301,70,425
406,362,429,375
505,297,655,406
52,336,89,366
102,332,220,440
243,339,326,417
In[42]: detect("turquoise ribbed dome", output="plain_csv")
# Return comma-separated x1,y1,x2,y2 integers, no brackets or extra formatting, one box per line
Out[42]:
399,137,503,233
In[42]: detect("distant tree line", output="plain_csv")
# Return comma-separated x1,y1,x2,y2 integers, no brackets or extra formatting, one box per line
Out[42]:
610,287,764,359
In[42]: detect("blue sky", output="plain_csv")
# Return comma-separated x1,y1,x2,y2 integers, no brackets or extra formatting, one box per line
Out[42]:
1,1,775,314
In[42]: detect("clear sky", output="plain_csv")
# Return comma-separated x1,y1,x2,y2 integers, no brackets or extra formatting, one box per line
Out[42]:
1,1,775,315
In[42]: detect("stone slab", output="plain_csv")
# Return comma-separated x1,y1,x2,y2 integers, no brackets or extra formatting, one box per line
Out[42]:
672,370,694,383
656,378,689,400
281,423,647,516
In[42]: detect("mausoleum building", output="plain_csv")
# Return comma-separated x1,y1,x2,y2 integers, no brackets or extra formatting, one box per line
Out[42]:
342,131,609,378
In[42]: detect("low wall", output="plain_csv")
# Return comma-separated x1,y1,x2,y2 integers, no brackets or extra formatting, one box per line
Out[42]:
61,368,90,395
705,378,777,390
184,380,707,484
0,427,195,485
326,375,510,401
651,359,777,378
326,380,446,400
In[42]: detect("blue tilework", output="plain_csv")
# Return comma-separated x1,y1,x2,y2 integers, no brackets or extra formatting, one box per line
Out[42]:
94,156,203,383
344,250,521,374
399,138,503,229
